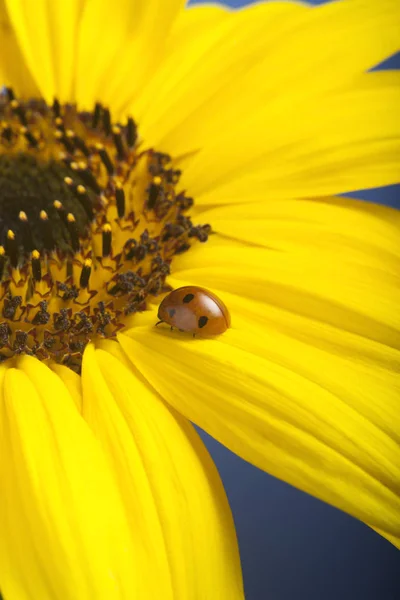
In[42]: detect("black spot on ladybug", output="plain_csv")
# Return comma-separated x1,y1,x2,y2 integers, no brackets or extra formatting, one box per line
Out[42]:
168,308,176,317
182,293,195,303
198,316,208,328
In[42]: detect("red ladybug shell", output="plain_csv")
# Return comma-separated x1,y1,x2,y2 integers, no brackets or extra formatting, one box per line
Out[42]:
157,286,230,335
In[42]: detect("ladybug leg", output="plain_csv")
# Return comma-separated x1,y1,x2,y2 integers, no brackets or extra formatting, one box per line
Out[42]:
155,320,164,326
193,333,196,338
170,326,174,331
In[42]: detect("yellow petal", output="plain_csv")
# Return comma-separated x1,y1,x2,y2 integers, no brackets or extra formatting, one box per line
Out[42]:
50,363,83,411
195,197,400,273
168,240,400,348
3,0,84,102
132,2,230,125
0,355,143,600
138,0,400,149
75,0,185,112
136,1,308,143
118,315,400,549
168,216,400,435
0,0,40,97
158,274,399,386
180,71,400,200
80,344,244,600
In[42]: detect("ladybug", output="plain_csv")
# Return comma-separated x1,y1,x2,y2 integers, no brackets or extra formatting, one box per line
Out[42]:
156,286,230,336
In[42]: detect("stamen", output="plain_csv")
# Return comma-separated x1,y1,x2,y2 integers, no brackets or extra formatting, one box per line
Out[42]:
74,166,101,194
72,134,90,157
80,258,92,289
31,249,42,281
127,117,137,147
102,223,112,257
115,183,125,219
52,98,61,118
112,126,126,161
92,102,102,128
39,210,55,250
20,126,38,148
96,144,114,175
147,180,163,211
102,108,111,136
5,87,15,102
55,117,65,133
1,124,13,143
6,230,18,267
10,100,27,126
0,246,5,280
66,213,80,253
56,130,75,153
18,211,34,252
76,185,94,220
53,199,68,226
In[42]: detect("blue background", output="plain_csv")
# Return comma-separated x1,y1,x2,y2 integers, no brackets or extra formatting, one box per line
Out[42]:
188,0,400,598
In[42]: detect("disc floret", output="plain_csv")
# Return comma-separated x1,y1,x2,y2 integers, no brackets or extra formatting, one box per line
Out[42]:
0,89,210,371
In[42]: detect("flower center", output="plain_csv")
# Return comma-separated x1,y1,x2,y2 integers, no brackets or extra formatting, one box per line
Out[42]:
0,89,210,372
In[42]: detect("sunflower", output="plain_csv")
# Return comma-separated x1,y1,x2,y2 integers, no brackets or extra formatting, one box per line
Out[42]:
0,0,399,597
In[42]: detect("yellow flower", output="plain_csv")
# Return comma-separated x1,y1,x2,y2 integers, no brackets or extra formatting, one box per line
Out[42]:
0,0,399,598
